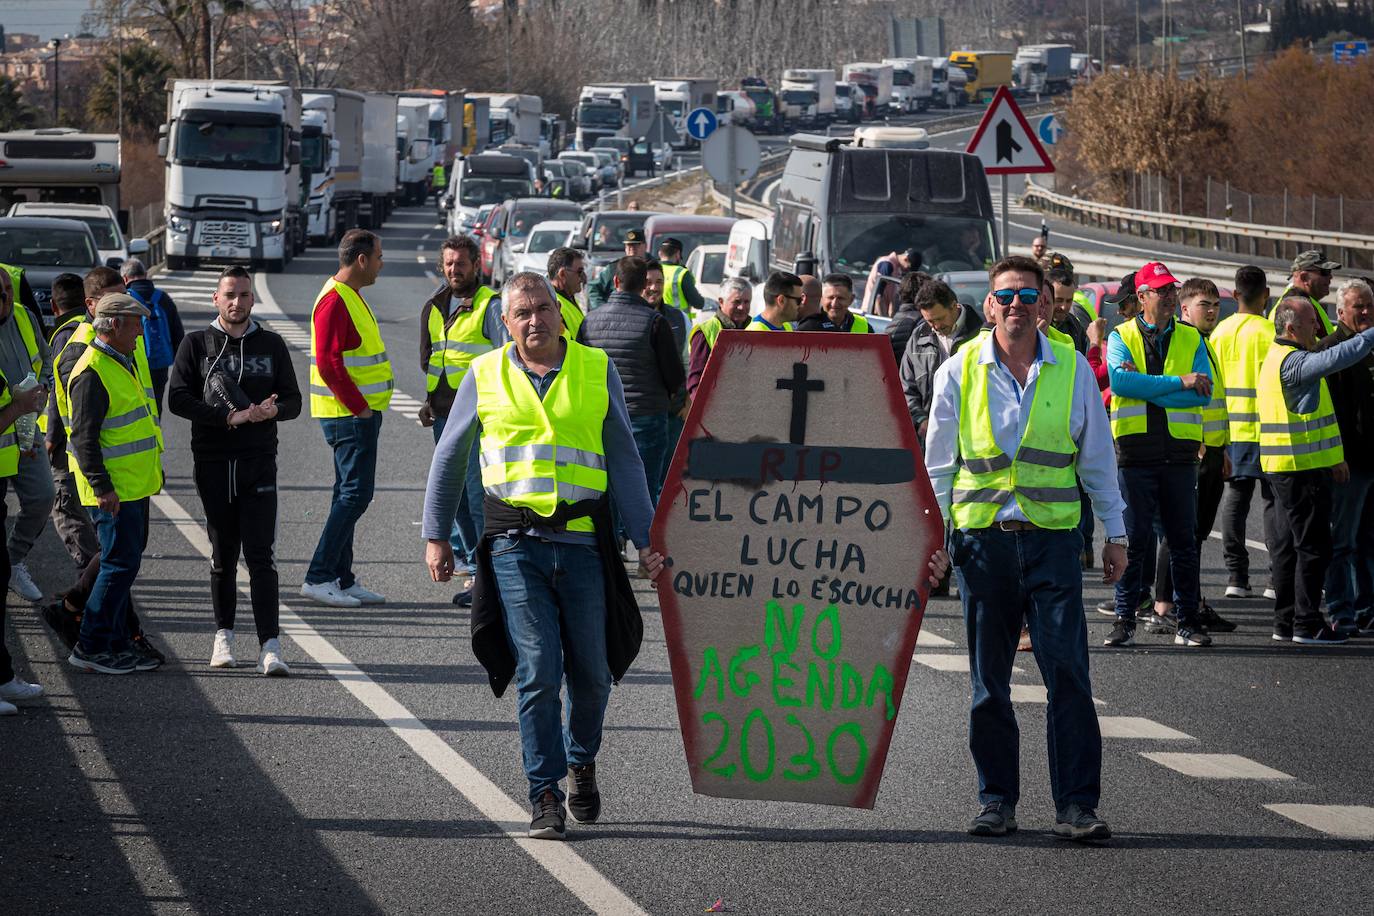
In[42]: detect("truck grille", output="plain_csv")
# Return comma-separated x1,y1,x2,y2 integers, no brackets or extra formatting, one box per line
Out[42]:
195,220,254,247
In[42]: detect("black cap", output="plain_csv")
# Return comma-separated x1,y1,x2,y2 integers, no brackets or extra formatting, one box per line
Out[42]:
1102,272,1136,308
903,248,922,269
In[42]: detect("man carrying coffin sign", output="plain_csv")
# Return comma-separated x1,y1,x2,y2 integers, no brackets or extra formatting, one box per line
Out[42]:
653,327,949,810
925,256,1127,842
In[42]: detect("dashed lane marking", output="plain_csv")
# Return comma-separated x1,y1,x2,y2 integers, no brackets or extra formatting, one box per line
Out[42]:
1010,684,1106,706
1140,752,1294,780
1264,804,1374,840
1097,717,1195,740
1208,530,1268,553
916,629,956,648
150,492,649,916
911,653,1024,674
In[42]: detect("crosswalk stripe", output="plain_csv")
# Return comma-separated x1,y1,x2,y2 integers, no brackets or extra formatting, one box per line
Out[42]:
916,629,956,648
1140,752,1294,779
912,653,1023,674
1264,804,1374,839
1009,684,1106,705
1098,716,1194,740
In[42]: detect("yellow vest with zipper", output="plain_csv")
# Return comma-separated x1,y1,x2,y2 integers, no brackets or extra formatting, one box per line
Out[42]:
37,311,83,435
426,286,497,393
472,342,609,534
952,335,1081,530
1110,319,1204,442
661,263,689,312
310,279,395,417
1210,312,1272,444
1257,341,1343,473
67,344,163,506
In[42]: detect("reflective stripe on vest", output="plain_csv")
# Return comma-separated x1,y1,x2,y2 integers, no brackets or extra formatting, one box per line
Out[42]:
1200,337,1228,447
1257,342,1344,472
68,344,163,506
472,341,610,534
951,336,1081,530
1110,319,1205,442
1210,312,1273,443
309,279,395,417
0,369,17,478
425,287,496,393
661,263,688,312
556,292,584,339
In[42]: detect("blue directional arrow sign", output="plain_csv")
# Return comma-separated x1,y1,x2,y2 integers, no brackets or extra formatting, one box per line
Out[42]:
1038,114,1062,146
686,107,718,141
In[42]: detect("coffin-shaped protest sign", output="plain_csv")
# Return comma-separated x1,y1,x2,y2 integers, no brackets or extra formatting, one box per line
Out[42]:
652,331,943,809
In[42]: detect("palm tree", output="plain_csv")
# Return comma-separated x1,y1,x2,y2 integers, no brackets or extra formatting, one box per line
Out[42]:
85,44,174,139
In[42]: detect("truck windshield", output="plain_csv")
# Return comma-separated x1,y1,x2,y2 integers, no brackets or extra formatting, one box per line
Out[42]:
660,100,684,117
0,228,97,267
892,71,914,86
743,89,772,110
301,132,326,172
460,178,532,207
954,61,977,75
835,85,852,98
781,90,818,105
829,214,995,276
578,104,622,127
175,120,283,170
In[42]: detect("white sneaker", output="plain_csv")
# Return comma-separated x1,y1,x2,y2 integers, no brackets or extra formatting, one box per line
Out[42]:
1225,585,1252,598
0,699,16,716
9,562,42,602
210,629,237,668
342,581,385,605
258,639,290,677
0,677,43,701
300,579,362,607
1263,587,1278,600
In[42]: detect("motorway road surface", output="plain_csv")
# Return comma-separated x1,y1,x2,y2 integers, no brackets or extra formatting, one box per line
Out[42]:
3,205,1372,915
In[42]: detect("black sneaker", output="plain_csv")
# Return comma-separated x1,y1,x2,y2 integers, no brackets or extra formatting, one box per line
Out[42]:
451,586,473,607
41,601,80,650
1292,625,1348,646
1198,601,1237,633
567,762,601,824
968,801,1017,837
1053,803,1111,843
67,646,138,675
130,635,164,671
1272,623,1294,642
1174,626,1213,647
529,789,566,840
1096,595,1150,618
1103,620,1135,647
1144,612,1178,635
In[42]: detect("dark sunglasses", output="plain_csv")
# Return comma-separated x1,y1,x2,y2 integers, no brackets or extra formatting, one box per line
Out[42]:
991,287,1040,306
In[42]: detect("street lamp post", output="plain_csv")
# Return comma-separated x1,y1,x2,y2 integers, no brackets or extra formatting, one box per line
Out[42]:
49,38,61,122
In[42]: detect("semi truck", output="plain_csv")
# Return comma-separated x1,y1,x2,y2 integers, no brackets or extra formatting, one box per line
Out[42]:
471,93,543,149
739,77,785,134
1013,44,1074,95
716,90,757,126
651,78,718,148
949,50,1014,102
930,59,969,108
359,92,398,228
302,88,364,245
841,63,895,119
395,98,434,205
159,80,305,272
883,57,934,112
779,69,836,129
574,83,654,150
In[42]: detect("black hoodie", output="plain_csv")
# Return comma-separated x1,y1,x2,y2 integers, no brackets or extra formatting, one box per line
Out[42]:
167,318,302,460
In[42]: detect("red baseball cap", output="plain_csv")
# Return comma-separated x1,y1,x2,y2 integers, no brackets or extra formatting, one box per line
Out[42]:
1135,262,1179,291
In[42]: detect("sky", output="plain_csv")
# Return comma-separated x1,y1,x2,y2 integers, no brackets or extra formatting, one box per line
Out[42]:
0,0,97,43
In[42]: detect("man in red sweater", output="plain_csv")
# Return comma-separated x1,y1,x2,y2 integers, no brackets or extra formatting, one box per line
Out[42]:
301,229,394,608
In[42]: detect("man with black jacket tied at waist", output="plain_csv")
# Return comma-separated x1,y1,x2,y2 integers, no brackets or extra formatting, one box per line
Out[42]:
169,266,301,674
423,271,664,841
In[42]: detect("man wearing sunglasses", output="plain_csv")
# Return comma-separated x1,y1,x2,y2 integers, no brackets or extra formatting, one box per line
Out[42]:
1274,250,1339,338
547,246,587,339
925,255,1126,843
1105,262,1215,649
745,271,802,332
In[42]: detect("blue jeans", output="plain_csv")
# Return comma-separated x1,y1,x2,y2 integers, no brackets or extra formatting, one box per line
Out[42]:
1324,467,1374,622
432,415,484,567
951,525,1101,813
661,413,685,491
78,497,147,654
1115,464,1200,626
306,413,381,588
490,535,611,804
629,413,668,508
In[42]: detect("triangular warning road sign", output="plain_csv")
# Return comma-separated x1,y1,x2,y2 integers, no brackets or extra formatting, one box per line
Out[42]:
965,86,1055,175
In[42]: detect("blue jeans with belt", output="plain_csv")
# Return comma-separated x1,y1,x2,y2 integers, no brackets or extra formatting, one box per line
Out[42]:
490,534,611,804
78,497,147,654
951,524,1102,814
306,413,381,588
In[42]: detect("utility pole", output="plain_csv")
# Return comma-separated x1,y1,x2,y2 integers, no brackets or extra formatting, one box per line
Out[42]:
49,38,61,122
1099,0,1106,68
1135,0,1141,70
1237,0,1248,78
116,3,123,138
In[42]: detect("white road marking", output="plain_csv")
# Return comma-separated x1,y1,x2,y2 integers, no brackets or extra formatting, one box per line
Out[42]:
1140,752,1294,780
1097,716,1194,740
1208,530,1268,553
912,653,969,672
1264,804,1374,839
916,629,955,647
1010,684,1106,705
151,492,648,916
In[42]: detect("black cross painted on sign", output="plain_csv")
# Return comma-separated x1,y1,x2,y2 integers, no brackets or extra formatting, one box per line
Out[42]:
776,362,824,445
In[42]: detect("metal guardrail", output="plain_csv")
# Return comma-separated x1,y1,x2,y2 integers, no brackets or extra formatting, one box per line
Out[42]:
1023,179,1374,271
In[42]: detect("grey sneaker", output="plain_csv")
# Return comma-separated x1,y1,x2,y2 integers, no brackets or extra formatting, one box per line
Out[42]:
1054,803,1111,842
968,801,1017,837
1103,620,1135,647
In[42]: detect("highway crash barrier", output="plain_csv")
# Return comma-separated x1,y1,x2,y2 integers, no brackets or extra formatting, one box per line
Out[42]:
1023,179,1374,272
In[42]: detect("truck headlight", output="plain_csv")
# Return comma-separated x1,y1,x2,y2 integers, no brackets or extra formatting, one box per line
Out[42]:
168,214,191,234
265,217,285,235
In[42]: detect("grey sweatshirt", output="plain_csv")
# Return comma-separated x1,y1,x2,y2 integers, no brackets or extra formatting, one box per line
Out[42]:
1276,327,1374,413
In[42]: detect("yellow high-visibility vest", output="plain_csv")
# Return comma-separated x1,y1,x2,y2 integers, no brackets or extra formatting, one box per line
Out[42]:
67,344,163,506
745,317,792,331
952,335,1081,530
0,369,18,478
426,287,497,393
309,279,395,418
1110,319,1204,442
1210,312,1273,444
1257,341,1343,473
472,341,609,534
555,291,584,339
1200,336,1229,447
661,263,689,312
56,321,160,460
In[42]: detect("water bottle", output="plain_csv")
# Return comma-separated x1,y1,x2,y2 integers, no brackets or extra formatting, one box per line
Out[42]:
13,371,39,450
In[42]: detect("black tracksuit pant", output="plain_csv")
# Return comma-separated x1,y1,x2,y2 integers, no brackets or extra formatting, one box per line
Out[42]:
194,457,280,644
1267,468,1334,634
